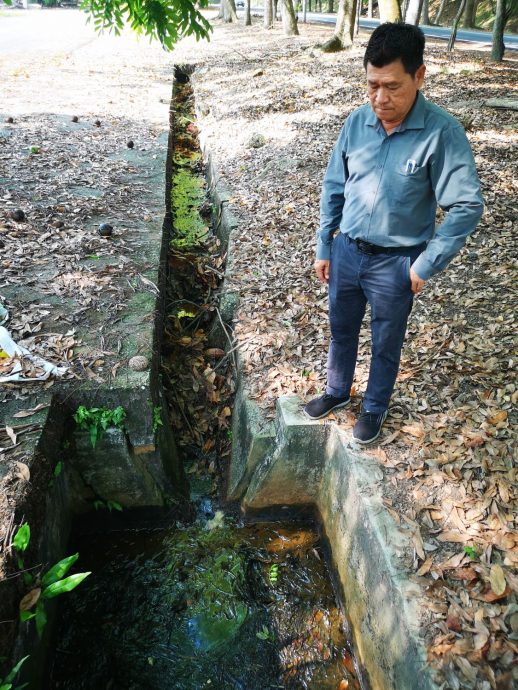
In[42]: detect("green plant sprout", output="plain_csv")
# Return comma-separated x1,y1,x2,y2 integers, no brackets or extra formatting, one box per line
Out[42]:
73,405,126,448
12,524,32,586
256,625,275,642
152,406,163,433
15,525,90,638
29,146,39,155
0,655,29,690
464,545,478,560
93,499,123,512
268,563,279,585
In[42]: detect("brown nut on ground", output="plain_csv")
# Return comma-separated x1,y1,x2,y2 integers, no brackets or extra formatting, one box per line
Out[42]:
128,355,149,371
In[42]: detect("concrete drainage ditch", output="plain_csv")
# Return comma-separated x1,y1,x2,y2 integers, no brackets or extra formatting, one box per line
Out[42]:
3,67,438,690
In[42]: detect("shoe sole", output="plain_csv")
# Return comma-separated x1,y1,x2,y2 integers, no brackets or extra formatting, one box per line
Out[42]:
303,399,351,420
353,411,388,444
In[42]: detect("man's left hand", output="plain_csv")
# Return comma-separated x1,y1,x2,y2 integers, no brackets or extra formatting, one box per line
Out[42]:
410,267,426,294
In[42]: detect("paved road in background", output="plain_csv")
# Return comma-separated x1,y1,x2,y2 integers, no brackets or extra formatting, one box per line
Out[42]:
0,7,98,55
246,8,518,51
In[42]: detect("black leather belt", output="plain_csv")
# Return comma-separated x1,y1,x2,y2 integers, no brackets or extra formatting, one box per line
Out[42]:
349,236,423,256
352,237,395,254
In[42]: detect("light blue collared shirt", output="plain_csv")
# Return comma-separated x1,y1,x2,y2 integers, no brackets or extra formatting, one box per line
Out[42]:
316,91,484,280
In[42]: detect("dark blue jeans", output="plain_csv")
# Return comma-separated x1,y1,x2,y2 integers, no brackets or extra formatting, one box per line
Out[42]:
326,233,424,413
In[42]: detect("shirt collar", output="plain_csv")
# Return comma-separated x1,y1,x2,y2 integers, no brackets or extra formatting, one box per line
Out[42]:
365,91,426,131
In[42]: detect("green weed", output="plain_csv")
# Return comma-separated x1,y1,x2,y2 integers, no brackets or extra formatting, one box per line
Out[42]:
0,655,29,690
73,405,126,448
152,406,163,433
13,525,90,638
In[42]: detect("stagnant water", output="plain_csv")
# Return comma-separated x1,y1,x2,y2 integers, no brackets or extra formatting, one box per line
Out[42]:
46,516,361,690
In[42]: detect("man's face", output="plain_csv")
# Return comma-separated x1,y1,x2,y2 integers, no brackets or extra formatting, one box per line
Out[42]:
366,59,425,127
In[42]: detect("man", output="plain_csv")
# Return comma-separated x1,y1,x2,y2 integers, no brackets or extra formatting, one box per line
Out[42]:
304,22,484,444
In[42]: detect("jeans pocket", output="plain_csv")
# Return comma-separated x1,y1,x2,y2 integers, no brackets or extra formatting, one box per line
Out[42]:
404,256,412,290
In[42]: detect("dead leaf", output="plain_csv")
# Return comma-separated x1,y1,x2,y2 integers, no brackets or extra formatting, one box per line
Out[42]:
489,564,506,596
19,588,41,611
487,410,507,425
12,403,49,418
5,426,17,445
14,462,30,482
401,423,425,438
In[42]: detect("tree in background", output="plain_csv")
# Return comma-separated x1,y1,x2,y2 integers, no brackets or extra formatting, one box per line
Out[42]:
434,0,447,24
281,0,300,34
421,0,431,25
378,0,401,22
405,0,424,24
447,0,467,50
462,0,479,28
245,0,252,25
221,0,239,22
264,0,275,27
492,0,517,60
320,0,357,51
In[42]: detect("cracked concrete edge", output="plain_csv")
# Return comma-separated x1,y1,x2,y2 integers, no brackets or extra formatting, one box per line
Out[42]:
232,394,438,690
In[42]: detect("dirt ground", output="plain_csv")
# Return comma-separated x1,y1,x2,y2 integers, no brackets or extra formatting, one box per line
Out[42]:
0,7,517,689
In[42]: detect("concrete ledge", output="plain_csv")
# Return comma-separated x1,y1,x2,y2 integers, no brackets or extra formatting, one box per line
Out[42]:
230,395,438,690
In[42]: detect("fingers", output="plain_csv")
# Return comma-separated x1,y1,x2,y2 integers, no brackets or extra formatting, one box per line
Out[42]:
314,260,330,284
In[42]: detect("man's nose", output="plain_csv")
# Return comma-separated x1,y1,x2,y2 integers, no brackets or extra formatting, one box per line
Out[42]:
376,87,390,105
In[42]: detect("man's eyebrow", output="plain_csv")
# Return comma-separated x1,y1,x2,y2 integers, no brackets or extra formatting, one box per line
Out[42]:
367,79,401,86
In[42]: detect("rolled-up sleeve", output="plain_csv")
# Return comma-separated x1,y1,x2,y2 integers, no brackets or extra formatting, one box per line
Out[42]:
316,124,349,260
412,125,484,280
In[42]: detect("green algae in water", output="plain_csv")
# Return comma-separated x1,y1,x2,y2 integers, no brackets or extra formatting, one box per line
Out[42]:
47,522,360,690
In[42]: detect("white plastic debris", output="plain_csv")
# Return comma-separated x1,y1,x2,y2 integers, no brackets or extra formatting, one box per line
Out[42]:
0,326,67,383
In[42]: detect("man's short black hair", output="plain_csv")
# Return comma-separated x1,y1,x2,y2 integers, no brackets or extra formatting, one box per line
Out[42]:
363,23,425,77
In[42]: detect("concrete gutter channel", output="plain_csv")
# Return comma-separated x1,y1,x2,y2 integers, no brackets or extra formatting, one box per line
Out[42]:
5,67,438,690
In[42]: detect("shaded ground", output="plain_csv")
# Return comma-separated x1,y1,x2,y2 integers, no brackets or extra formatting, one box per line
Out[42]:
0,7,516,689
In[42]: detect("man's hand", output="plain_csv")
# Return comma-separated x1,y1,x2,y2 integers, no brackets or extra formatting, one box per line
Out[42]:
314,259,330,284
410,266,426,294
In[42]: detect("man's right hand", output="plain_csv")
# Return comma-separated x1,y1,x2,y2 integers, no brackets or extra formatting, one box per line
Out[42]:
314,259,330,284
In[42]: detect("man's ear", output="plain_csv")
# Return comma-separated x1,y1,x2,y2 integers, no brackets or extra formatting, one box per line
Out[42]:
416,64,426,89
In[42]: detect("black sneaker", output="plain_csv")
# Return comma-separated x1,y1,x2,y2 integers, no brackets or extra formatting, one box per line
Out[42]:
353,409,388,444
304,394,350,420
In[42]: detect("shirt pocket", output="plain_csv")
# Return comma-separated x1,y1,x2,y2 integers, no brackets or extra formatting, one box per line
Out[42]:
389,163,429,208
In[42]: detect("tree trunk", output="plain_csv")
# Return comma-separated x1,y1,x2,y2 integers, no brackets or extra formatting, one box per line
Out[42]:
356,0,361,33
221,0,239,21
378,0,401,22
421,0,430,24
367,0,373,17
462,0,478,27
327,0,334,11
245,0,252,24
321,0,357,51
405,0,424,24
302,0,307,21
491,0,506,61
264,0,274,27
434,0,447,24
281,0,299,33
447,0,467,51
